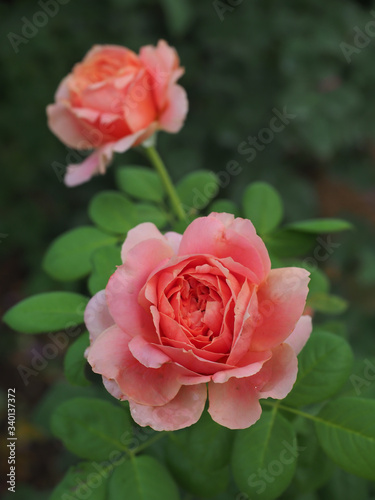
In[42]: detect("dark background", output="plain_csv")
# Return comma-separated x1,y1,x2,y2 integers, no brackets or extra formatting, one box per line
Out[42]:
1,0,375,498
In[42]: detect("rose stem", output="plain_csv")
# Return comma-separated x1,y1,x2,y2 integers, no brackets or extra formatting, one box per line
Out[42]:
144,145,187,222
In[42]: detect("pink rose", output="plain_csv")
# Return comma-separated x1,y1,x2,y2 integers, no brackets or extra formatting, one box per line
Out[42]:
85,213,312,431
47,40,187,187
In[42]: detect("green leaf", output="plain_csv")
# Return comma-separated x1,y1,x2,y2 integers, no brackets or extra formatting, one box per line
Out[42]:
286,218,353,234
43,227,117,282
319,467,370,500
89,191,137,234
210,198,239,216
315,397,375,480
307,292,348,314
50,461,109,500
88,246,121,296
116,166,165,202
134,203,168,229
3,292,88,334
176,170,219,212
51,397,131,461
290,421,334,494
64,332,90,387
265,230,315,258
285,330,353,408
108,455,179,500
166,412,233,497
242,182,283,235
232,410,297,500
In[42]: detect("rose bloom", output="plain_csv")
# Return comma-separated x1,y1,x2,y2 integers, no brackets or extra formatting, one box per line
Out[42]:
47,40,187,187
85,213,312,431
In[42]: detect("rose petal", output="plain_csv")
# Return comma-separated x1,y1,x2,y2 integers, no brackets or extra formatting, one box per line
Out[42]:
47,102,90,150
102,376,125,400
64,151,103,187
121,223,168,263
178,214,270,284
208,378,262,429
106,238,173,339
159,84,188,133
129,384,206,431
128,335,171,368
87,325,181,406
164,231,183,254
84,290,114,342
251,267,310,351
285,315,312,355
212,350,271,383
251,343,298,400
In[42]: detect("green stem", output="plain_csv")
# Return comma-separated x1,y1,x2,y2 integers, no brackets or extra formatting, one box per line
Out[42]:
262,400,321,424
132,431,168,455
144,145,186,222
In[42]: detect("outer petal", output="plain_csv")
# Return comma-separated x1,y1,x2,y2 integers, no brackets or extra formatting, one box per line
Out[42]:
251,343,298,400
251,267,310,351
164,231,183,254
129,384,206,431
159,84,188,133
87,325,181,406
84,290,114,342
178,214,270,284
106,238,174,338
47,102,90,149
139,40,183,111
64,151,104,187
208,378,262,429
102,376,124,400
121,222,168,263
285,315,312,355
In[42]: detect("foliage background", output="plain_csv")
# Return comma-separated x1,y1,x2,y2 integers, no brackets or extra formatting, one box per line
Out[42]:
0,0,375,498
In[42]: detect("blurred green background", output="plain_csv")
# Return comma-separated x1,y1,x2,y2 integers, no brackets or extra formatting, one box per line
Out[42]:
1,0,375,498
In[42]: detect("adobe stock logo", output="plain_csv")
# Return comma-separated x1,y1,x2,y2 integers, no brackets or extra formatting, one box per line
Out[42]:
340,10,375,63
237,107,296,164
8,0,71,54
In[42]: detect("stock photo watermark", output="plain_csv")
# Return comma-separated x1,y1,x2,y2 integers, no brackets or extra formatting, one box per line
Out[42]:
6,388,17,493
350,359,375,396
212,0,243,22
7,0,71,54
237,107,296,163
340,10,375,63
17,302,86,386
236,438,306,499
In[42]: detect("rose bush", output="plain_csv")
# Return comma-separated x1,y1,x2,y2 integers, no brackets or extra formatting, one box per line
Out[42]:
47,40,187,187
85,213,312,431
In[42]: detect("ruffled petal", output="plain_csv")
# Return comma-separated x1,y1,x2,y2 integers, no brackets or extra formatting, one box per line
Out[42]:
84,290,114,342
212,350,271,383
128,335,171,368
106,238,174,339
64,151,104,187
178,214,270,284
251,343,298,400
47,102,90,149
250,267,310,351
121,223,168,263
285,315,312,355
87,325,181,406
159,84,188,133
129,384,206,431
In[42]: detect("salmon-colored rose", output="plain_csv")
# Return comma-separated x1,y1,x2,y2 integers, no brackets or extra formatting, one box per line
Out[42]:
47,40,187,187
85,213,312,431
